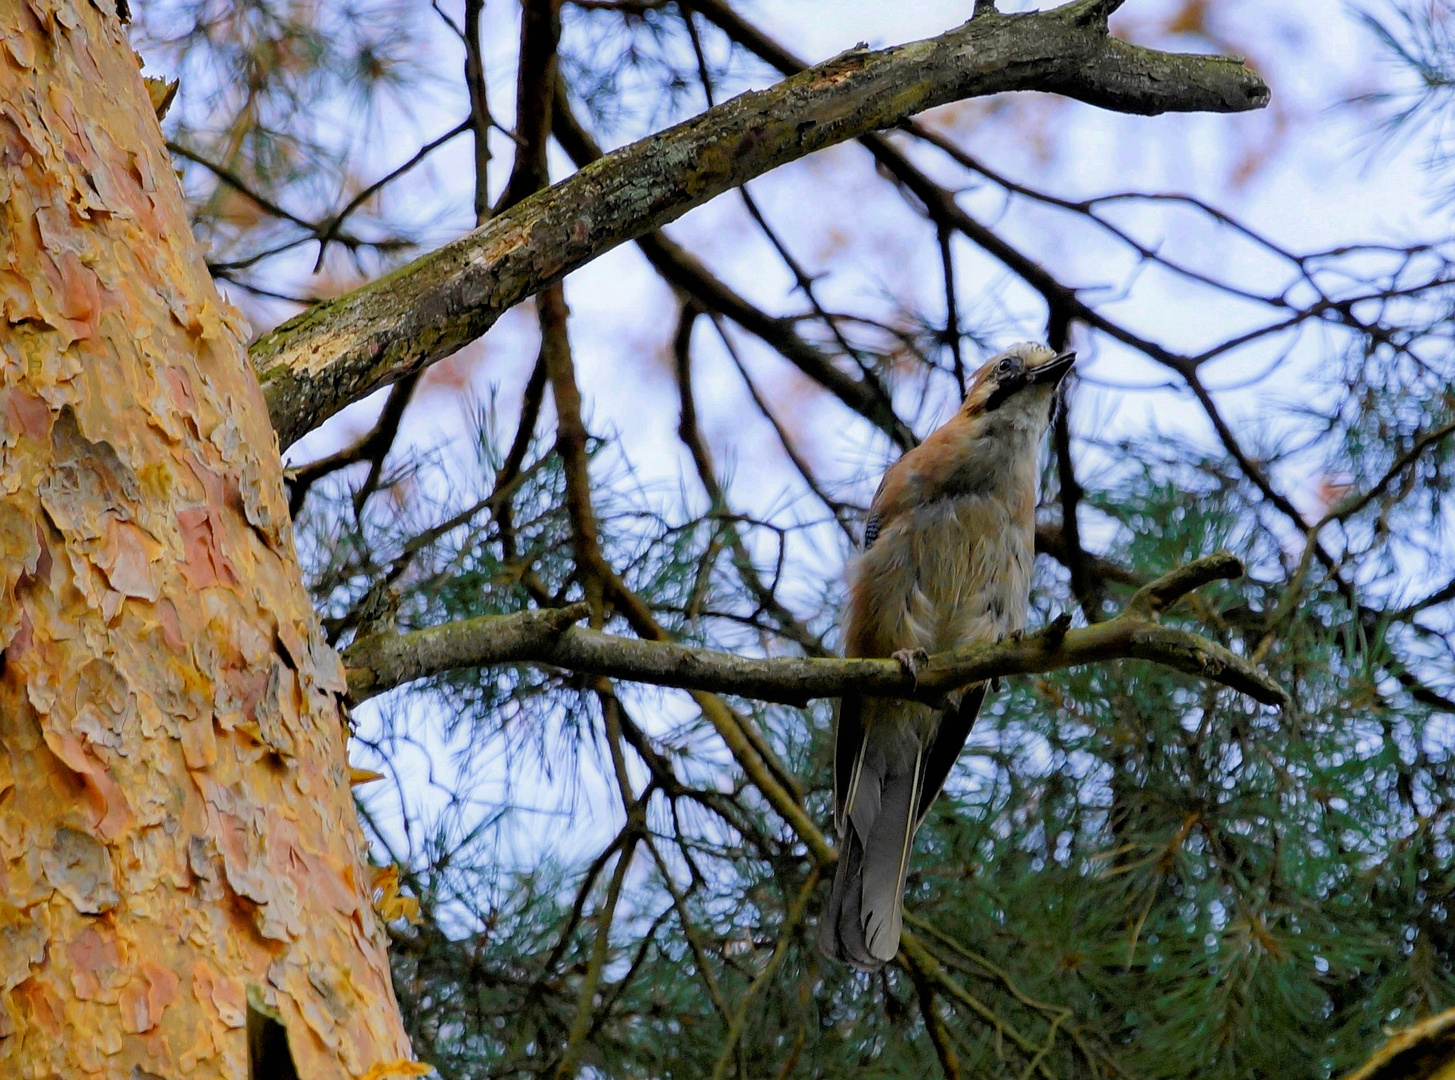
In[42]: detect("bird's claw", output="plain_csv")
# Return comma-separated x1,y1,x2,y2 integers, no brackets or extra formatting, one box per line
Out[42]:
891,647,930,687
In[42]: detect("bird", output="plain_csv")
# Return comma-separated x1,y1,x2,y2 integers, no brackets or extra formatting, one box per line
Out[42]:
819,342,1075,970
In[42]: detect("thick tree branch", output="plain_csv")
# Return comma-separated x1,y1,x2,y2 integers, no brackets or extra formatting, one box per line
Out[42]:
344,553,1288,707
252,1,1267,446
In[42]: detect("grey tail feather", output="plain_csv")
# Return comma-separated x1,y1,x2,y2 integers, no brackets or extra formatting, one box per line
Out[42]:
820,713,924,970
819,824,879,969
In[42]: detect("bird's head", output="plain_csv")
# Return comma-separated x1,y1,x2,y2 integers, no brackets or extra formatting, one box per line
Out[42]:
963,342,1075,425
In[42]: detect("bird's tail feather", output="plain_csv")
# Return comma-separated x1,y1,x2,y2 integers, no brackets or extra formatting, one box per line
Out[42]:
820,699,930,970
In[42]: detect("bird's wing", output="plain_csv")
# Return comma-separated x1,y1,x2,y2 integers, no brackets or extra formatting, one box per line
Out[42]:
862,511,881,551
861,467,896,551
861,449,923,551
914,682,988,827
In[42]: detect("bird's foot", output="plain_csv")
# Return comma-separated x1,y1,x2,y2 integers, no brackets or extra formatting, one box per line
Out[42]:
891,647,930,687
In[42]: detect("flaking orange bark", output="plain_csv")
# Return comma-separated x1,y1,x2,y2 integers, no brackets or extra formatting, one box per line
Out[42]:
0,1,415,1074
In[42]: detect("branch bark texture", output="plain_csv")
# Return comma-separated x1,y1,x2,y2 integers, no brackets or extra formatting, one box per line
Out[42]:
345,554,1288,708
253,0,1267,446
549,87,919,452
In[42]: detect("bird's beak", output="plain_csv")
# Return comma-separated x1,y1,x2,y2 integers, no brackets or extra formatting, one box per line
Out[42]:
1029,350,1076,385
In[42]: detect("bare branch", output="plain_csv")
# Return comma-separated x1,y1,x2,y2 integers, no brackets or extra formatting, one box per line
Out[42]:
498,0,562,213
1053,380,1107,624
284,368,418,516
1126,551,1244,617
674,305,836,654
633,212,916,452
709,315,860,546
313,120,472,271
252,2,1267,446
550,832,638,1080
464,0,493,225
344,553,1288,708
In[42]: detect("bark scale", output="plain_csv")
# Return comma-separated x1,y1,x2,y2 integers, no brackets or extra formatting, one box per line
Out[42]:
0,2,414,1076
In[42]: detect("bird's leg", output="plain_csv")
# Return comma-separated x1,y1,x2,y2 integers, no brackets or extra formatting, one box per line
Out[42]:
891,647,930,686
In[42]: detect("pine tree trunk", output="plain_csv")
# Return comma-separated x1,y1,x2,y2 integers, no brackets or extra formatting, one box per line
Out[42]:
0,3,414,1075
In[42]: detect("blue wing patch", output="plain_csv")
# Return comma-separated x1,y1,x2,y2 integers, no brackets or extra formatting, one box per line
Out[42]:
863,512,881,551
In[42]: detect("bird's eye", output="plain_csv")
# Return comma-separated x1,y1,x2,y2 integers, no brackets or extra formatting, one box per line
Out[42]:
996,358,1017,376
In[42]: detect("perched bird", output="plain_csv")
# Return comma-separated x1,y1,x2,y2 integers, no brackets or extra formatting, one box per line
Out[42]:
820,342,1075,970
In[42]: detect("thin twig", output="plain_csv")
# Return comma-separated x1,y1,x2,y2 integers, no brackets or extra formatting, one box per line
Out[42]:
464,0,493,226
676,307,836,657
313,120,471,271
550,834,640,1080
711,317,858,546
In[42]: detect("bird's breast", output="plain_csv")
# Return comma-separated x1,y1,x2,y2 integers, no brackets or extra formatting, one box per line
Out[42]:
846,493,1032,657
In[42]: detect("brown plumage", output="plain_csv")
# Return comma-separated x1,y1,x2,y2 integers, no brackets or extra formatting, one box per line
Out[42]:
820,343,1075,970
